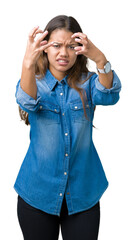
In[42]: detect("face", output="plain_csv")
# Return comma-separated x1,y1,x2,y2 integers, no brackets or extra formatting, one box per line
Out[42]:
44,29,79,80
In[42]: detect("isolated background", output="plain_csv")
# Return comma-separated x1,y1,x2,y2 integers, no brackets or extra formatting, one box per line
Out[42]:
0,0,135,239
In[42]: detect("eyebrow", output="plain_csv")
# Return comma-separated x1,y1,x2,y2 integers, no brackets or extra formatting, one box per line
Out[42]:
52,42,77,45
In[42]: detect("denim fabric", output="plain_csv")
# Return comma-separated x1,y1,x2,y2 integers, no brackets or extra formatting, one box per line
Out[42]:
14,69,121,216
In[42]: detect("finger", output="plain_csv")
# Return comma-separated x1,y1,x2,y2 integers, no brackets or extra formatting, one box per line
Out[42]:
36,30,49,45
29,26,39,38
40,40,47,46
74,46,83,55
33,29,44,38
74,46,82,51
39,41,54,52
74,38,87,46
71,32,87,40
75,51,83,55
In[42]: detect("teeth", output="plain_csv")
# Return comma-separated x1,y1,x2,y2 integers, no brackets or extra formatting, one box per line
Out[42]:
58,60,68,62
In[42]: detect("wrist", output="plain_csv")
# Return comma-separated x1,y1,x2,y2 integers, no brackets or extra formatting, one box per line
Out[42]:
95,55,107,69
23,57,35,70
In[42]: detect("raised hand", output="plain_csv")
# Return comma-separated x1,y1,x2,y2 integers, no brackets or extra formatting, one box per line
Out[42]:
71,32,105,64
23,26,54,67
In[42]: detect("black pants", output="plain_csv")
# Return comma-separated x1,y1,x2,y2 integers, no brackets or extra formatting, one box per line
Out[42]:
17,194,100,240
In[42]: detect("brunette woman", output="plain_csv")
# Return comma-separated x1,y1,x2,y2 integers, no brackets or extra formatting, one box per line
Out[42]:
14,15,121,240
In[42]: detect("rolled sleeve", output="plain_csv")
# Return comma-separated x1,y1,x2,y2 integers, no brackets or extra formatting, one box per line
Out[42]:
91,70,122,106
95,70,122,93
15,79,41,113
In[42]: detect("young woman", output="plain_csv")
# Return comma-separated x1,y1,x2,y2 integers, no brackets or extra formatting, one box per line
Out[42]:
14,15,121,240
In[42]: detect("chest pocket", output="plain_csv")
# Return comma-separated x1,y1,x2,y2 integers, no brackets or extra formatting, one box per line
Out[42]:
37,101,60,124
69,100,91,123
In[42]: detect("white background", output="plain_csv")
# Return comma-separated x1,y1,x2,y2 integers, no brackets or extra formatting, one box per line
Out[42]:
0,0,135,239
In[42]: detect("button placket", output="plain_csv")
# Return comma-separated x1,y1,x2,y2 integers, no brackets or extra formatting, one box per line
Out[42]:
60,89,65,116
57,85,70,209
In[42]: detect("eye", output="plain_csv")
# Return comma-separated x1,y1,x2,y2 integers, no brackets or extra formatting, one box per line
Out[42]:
68,45,75,50
53,44,60,48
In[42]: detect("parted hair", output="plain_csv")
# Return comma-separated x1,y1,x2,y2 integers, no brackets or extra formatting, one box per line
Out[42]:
18,15,96,125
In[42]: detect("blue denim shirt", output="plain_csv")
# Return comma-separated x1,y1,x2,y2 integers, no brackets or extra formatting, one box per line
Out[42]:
14,69,121,216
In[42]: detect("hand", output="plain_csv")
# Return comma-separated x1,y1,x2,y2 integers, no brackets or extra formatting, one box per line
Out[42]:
23,26,54,68
71,32,106,65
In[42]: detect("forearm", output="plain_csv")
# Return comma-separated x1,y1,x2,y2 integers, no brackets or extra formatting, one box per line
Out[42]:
96,55,113,89
20,60,37,100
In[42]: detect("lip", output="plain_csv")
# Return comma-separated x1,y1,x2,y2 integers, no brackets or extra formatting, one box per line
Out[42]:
57,58,69,66
57,58,69,62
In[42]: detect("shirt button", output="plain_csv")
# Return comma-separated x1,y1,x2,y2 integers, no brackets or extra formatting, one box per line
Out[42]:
65,133,68,136
74,106,78,109
65,153,68,157
67,192,70,195
62,113,64,116
60,92,63,96
39,106,42,109
60,193,63,196
64,172,67,175
54,109,57,112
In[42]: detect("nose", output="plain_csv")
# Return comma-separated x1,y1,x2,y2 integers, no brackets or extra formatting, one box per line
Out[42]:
59,46,69,57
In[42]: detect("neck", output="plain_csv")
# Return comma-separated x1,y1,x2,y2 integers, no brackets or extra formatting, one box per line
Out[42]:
49,66,66,81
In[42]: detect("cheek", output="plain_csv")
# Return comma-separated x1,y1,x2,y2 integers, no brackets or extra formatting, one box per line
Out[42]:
46,49,57,61
70,53,77,64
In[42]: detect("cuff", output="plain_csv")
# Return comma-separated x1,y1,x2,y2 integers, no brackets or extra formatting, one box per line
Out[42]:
15,79,41,112
95,70,122,93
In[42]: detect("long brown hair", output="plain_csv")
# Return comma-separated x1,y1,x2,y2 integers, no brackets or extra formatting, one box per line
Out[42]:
19,15,96,125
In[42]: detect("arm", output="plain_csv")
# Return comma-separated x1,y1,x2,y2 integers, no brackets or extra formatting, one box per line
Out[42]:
71,32,121,105
15,26,54,112
95,55,113,89
20,26,54,100
20,62,37,100
90,70,121,106
71,32,114,89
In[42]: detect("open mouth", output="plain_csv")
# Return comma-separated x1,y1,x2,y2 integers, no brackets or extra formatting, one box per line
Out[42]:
57,59,69,66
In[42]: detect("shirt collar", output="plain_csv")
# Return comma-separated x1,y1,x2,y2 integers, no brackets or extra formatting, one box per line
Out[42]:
44,69,68,91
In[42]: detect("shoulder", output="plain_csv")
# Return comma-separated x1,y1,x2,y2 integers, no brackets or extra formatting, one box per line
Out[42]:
35,74,47,87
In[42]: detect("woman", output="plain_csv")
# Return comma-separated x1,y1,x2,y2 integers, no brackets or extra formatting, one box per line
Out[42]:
14,15,121,240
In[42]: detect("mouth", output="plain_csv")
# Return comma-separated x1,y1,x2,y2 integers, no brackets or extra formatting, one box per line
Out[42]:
57,59,69,66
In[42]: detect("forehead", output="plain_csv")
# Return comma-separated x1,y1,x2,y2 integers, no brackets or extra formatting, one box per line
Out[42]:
49,29,76,44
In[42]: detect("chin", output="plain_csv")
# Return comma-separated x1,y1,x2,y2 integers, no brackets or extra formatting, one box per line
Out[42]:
56,66,71,72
